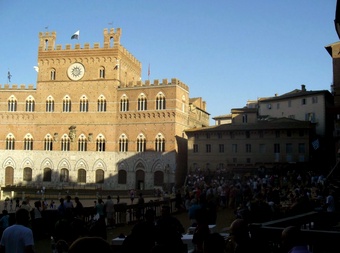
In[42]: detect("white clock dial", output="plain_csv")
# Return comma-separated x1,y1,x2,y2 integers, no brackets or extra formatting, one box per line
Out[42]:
67,63,85,81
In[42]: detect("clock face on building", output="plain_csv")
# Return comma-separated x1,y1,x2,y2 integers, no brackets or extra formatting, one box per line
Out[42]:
67,63,85,81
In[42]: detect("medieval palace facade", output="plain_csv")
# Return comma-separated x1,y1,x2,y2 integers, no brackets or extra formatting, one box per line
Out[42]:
0,28,209,190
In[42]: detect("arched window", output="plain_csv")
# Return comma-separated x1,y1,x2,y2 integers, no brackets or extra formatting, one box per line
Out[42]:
44,134,53,151
25,96,35,112
46,96,54,112
96,169,104,184
118,170,127,184
43,168,52,182
79,95,88,112
78,134,87,151
24,134,33,150
78,169,86,183
137,133,146,152
23,167,32,181
120,95,129,112
61,134,70,151
137,94,147,111
50,69,56,80
96,134,106,152
154,171,164,186
97,95,106,112
119,134,128,152
99,67,105,78
6,134,15,150
60,168,69,182
156,92,166,110
155,133,165,152
8,95,17,112
63,95,71,112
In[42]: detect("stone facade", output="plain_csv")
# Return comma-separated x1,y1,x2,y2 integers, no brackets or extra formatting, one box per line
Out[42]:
0,28,209,191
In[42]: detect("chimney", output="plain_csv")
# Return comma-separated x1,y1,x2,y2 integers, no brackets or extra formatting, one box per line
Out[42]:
301,84,306,91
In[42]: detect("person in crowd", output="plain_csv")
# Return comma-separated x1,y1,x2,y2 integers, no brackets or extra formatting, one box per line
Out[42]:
226,218,253,253
31,200,44,239
104,195,115,228
0,210,10,239
129,189,135,204
57,197,66,219
122,209,156,253
281,226,311,253
155,205,186,252
136,193,145,221
64,195,74,219
74,197,84,220
188,198,201,226
192,207,211,253
0,208,35,253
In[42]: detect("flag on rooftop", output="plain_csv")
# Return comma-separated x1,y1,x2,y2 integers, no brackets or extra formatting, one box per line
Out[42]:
71,30,80,40
7,71,12,82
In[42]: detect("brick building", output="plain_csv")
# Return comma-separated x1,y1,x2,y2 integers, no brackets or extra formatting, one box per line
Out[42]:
0,28,209,191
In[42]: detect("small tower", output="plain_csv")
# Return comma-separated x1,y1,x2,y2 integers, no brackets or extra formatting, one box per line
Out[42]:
38,31,56,51
103,28,121,48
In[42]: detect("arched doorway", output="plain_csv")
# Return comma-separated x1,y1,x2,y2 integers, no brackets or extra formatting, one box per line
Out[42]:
135,163,145,190
5,167,14,186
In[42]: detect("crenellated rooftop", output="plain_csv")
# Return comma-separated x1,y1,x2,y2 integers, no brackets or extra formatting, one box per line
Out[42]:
38,28,141,67
0,84,35,90
118,78,189,91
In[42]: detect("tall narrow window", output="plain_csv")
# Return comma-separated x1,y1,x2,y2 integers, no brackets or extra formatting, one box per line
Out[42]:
193,144,198,153
246,144,251,153
120,95,129,112
23,167,32,181
50,69,56,80
118,170,127,184
6,134,15,150
44,134,53,151
155,133,165,152
96,169,104,184
119,134,128,152
156,93,166,110
8,96,17,112
242,114,247,123
137,134,146,152
96,134,106,152
206,144,211,153
97,95,107,112
60,168,69,182
24,134,33,150
43,168,52,182
46,96,54,112
25,96,35,112
99,67,105,78
232,144,237,153
78,134,87,151
137,94,147,111
79,95,88,112
61,134,70,151
78,169,86,183
63,96,71,112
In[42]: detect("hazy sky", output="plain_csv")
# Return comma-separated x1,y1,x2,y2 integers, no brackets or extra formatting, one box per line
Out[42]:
0,1,338,124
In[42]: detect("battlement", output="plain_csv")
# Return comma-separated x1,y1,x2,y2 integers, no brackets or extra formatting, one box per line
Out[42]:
38,28,141,68
119,78,189,91
0,84,35,90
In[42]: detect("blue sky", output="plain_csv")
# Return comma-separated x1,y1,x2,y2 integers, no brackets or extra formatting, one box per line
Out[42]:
0,1,338,125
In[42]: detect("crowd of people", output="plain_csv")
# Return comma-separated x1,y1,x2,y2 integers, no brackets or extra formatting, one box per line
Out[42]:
0,165,337,252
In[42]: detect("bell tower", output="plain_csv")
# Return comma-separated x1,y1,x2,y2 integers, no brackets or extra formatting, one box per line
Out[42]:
38,31,56,51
